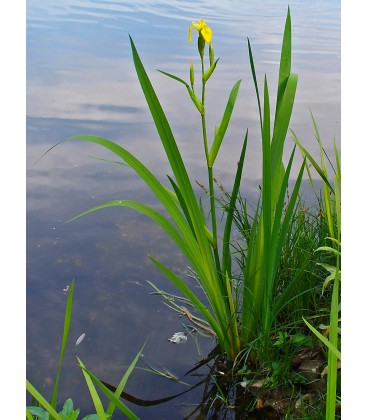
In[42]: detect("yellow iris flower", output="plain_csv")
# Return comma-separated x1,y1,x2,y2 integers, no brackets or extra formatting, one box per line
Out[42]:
188,19,212,44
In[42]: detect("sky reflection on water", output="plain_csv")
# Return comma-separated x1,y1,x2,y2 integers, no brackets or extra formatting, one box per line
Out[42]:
27,0,340,417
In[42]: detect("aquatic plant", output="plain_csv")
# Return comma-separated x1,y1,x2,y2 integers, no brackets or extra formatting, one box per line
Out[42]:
56,19,246,361
44,9,339,386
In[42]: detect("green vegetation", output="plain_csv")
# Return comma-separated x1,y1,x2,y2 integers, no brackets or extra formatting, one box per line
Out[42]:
294,116,341,420
35,8,340,418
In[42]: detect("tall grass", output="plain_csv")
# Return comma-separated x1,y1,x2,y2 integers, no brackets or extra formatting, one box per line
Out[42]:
238,8,305,353
293,116,341,419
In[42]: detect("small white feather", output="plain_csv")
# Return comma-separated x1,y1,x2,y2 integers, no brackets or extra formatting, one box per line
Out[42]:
168,332,187,344
76,333,86,347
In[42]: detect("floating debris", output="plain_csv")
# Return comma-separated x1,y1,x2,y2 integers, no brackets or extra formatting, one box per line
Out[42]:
168,332,187,344
62,285,69,294
76,333,86,347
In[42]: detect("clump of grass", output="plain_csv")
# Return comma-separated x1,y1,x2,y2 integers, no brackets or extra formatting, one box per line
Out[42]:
293,116,341,420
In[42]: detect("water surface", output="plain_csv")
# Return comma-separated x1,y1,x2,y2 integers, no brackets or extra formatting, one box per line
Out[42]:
27,0,340,417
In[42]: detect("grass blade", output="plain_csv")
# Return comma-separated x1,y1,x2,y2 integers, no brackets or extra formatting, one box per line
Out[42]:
77,358,107,419
222,131,248,276
106,343,146,417
51,279,75,409
291,129,334,192
77,361,139,420
271,73,298,180
326,255,340,419
272,159,306,282
247,38,262,129
303,317,341,360
208,80,242,167
275,6,291,121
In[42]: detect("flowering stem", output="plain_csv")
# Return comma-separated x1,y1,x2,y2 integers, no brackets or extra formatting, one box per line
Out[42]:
200,56,221,272
200,58,209,160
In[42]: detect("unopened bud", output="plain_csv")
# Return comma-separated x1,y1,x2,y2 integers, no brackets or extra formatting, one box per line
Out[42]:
198,35,205,58
209,43,214,66
190,60,195,89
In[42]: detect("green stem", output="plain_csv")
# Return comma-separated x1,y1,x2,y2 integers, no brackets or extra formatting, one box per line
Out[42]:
200,58,209,160
200,56,221,273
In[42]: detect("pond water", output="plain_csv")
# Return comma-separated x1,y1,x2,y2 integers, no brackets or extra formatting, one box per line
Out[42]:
27,0,340,418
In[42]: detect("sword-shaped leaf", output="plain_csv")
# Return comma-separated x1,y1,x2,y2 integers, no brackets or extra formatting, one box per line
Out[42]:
208,80,241,168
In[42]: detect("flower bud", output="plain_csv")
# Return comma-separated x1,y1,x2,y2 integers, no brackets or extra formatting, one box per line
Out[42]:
198,34,205,58
209,43,214,66
190,60,195,89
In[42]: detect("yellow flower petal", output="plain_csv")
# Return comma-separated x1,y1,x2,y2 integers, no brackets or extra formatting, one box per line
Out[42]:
189,19,212,44
188,25,193,43
201,26,212,43
198,19,206,29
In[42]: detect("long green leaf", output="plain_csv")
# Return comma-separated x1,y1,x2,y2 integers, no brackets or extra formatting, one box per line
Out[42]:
268,146,297,278
303,318,341,360
272,159,306,283
51,279,75,410
78,362,139,420
275,6,291,121
291,129,334,192
240,202,263,344
326,262,340,419
158,70,203,113
260,74,273,333
203,58,220,83
208,80,242,167
68,200,195,265
261,74,271,273
247,38,262,129
222,131,248,276
77,358,107,419
271,73,298,180
106,343,146,417
167,176,196,237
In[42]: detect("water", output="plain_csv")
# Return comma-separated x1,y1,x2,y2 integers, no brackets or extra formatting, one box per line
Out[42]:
26,0,340,417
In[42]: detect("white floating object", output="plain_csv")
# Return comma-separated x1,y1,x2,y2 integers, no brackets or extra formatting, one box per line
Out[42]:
76,333,86,347
168,332,187,344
